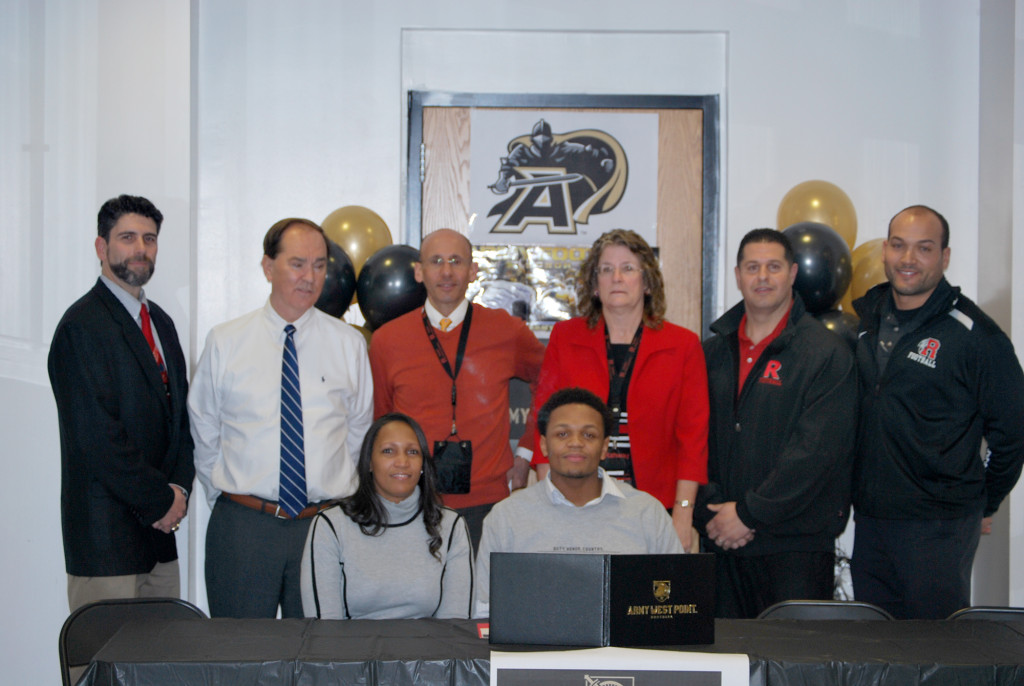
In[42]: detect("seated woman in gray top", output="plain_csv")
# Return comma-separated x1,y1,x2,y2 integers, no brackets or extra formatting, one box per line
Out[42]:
301,413,474,619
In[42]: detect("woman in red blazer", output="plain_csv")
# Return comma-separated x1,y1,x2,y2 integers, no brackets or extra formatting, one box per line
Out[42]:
532,229,709,550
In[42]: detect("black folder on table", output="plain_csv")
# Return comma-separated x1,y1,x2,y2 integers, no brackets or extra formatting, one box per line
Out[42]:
488,552,715,646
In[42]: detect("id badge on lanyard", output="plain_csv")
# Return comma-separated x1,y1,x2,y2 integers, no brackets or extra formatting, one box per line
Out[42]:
604,324,642,486
422,307,475,494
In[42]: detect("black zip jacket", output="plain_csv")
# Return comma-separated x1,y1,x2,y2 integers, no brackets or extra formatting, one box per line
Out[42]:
852,279,1024,519
696,294,857,556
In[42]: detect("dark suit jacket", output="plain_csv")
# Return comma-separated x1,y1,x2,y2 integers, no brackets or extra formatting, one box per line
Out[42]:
49,279,195,576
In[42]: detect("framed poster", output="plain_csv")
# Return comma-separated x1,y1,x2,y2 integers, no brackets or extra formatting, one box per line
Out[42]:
490,647,748,686
407,91,719,336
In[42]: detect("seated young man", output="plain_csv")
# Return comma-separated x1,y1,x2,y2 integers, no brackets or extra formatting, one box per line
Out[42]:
474,387,683,617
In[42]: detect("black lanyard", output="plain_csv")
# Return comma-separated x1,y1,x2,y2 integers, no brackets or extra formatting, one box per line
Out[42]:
422,305,473,436
605,323,643,416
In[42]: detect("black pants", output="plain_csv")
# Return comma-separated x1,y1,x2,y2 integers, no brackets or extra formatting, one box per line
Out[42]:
713,549,836,619
851,510,982,619
205,496,313,618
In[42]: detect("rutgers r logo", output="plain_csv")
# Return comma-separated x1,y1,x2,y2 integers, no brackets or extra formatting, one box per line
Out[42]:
759,360,782,386
917,338,940,360
907,337,940,369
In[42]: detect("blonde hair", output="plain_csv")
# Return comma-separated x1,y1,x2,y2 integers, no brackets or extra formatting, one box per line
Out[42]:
576,229,666,329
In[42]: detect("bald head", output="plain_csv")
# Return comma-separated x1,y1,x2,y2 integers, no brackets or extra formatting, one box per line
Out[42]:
888,205,949,249
420,228,472,256
414,228,478,316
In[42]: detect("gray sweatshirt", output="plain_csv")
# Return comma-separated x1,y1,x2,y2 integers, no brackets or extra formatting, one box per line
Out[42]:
301,487,473,619
474,472,683,617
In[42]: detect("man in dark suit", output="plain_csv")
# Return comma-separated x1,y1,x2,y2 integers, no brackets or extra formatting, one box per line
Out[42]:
49,194,194,612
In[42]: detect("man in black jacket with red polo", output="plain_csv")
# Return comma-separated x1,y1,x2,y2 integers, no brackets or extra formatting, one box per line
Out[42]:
851,205,1024,619
697,228,857,618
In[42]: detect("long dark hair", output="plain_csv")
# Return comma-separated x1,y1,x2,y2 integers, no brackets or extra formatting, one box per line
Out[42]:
340,413,444,559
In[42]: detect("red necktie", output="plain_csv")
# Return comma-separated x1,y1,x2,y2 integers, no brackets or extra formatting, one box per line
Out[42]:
139,303,169,386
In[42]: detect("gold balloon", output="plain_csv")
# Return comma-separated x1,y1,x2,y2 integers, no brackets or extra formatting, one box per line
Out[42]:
777,180,858,250
839,239,887,313
322,206,394,303
850,237,884,267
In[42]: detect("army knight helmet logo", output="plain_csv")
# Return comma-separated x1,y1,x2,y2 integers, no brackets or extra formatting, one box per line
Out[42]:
653,580,671,603
487,118,628,236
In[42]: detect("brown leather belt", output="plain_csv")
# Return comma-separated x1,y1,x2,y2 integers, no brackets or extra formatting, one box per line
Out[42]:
222,492,338,520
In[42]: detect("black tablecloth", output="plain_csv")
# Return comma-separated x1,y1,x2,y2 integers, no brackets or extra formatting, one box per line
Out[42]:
81,616,1024,686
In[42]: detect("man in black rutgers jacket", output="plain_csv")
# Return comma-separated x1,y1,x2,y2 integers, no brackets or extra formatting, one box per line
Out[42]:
851,205,1024,619
696,228,857,618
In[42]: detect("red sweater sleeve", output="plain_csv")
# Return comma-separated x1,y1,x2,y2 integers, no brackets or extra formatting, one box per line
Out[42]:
368,328,395,419
529,323,568,464
673,331,709,483
512,318,546,457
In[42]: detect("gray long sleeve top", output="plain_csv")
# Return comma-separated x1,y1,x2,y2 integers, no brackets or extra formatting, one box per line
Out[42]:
474,471,683,617
301,487,473,619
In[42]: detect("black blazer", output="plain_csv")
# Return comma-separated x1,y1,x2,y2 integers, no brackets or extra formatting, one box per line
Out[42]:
49,279,195,576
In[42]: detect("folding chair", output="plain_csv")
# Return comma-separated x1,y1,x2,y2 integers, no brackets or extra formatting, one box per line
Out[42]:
58,597,206,686
757,599,894,620
947,606,1024,623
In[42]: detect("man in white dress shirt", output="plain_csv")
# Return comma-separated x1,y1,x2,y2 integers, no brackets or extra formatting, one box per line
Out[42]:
188,218,373,618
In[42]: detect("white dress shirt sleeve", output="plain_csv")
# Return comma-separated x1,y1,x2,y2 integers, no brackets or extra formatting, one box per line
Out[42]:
188,327,225,510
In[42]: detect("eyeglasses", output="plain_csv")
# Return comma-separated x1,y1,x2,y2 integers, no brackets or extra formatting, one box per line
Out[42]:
597,263,640,277
425,256,465,268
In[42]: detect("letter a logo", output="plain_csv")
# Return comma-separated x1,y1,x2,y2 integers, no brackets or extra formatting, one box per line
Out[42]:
917,338,940,361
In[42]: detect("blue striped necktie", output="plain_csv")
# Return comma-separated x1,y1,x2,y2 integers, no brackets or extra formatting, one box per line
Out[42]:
279,324,306,517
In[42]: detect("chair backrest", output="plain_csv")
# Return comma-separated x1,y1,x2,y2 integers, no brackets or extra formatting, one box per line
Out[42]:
947,606,1024,623
757,599,894,620
58,597,206,686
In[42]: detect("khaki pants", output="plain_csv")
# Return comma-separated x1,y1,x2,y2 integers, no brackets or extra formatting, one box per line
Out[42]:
67,560,181,612
65,562,181,685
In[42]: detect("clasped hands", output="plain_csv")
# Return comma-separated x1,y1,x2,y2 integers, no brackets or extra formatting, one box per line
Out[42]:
152,485,188,534
705,501,755,550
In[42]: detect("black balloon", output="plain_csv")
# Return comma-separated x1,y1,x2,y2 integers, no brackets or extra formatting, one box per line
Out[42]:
356,244,426,330
315,238,357,318
782,221,853,315
816,309,859,351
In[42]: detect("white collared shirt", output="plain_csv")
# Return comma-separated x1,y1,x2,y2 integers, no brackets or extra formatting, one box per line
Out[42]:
188,300,374,509
423,298,469,330
544,468,626,508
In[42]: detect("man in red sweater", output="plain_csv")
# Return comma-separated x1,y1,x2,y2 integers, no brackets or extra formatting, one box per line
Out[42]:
369,229,545,550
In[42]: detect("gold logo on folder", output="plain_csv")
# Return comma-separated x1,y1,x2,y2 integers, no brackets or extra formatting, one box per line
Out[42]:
653,580,671,603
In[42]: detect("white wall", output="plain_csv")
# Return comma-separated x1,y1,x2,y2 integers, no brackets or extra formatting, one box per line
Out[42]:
0,1,191,683
1010,0,1024,606
194,0,986,328
1,0,1021,682
973,0,1016,607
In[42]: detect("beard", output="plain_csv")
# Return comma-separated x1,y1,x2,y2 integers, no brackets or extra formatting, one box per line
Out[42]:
110,256,155,288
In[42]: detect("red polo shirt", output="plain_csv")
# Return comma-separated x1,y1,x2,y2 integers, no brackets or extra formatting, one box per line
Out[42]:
736,303,793,395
